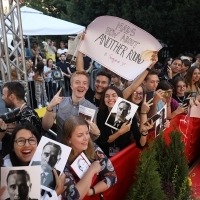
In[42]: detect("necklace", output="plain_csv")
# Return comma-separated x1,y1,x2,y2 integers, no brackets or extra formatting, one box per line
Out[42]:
176,95,185,103
20,102,26,112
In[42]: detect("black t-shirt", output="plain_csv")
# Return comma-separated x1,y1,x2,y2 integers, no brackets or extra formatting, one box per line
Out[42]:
85,87,100,107
56,61,70,74
83,56,92,70
172,94,186,105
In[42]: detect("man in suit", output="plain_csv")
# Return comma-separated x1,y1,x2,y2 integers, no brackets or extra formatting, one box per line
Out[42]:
6,170,38,200
31,142,61,189
107,101,131,129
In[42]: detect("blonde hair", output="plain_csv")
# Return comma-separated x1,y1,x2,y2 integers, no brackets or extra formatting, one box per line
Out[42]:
61,116,95,163
70,71,89,85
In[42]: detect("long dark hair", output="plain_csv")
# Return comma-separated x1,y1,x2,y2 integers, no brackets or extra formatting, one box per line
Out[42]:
35,62,44,76
185,66,200,89
9,123,41,166
99,86,123,112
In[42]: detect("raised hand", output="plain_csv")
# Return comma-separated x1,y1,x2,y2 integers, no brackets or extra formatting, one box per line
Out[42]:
141,94,153,114
149,51,158,68
0,186,6,199
118,121,132,135
87,121,100,136
153,89,164,104
48,88,63,110
167,66,172,79
140,119,154,134
53,169,67,196
89,160,101,174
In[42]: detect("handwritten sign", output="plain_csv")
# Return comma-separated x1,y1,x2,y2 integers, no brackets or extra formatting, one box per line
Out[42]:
79,16,162,80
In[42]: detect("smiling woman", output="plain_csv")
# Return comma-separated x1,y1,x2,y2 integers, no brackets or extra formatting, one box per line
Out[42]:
5,123,41,167
2,123,66,200
61,116,117,200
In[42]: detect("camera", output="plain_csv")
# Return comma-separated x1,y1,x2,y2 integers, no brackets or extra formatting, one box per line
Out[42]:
0,108,20,123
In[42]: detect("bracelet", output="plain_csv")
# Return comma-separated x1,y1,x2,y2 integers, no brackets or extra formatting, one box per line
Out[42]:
90,187,95,197
0,128,6,132
141,132,148,136
46,106,53,112
146,68,151,72
140,113,146,114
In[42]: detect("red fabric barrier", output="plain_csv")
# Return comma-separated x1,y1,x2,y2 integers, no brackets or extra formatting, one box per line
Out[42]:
77,115,200,200
83,143,141,200
187,117,200,164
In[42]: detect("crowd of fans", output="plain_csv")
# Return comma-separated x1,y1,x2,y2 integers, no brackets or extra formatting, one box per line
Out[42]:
0,33,199,199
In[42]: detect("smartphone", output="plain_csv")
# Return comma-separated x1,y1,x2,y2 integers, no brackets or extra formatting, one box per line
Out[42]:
144,114,161,126
185,91,197,98
146,91,154,102
163,91,171,98
183,98,190,107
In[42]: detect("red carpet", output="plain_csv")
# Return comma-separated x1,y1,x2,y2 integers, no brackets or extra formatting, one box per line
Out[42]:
190,158,200,198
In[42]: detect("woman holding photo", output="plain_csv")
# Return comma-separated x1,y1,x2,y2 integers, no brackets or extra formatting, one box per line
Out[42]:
96,86,154,157
2,123,66,200
129,85,170,131
61,116,117,200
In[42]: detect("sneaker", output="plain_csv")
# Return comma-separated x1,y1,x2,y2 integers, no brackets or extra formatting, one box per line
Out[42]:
45,102,49,106
38,104,42,109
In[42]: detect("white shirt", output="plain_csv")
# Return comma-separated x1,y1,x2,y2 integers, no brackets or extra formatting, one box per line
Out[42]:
57,48,68,54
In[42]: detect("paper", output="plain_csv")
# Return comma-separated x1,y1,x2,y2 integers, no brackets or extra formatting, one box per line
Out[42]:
70,152,91,179
1,166,41,200
79,105,96,122
105,97,138,130
155,104,167,137
29,136,71,192
79,16,162,81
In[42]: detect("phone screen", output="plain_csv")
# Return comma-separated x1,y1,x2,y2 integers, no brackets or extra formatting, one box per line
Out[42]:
144,114,161,126
183,98,190,107
146,91,154,102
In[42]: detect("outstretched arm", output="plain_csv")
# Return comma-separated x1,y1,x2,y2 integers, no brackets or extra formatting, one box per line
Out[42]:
123,52,158,99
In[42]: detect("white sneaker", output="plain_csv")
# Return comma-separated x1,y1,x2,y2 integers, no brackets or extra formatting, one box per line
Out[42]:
45,102,49,106
38,104,42,108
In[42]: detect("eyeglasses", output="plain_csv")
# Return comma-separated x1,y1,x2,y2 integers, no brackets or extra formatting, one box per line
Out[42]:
133,92,143,97
15,137,37,146
177,85,186,89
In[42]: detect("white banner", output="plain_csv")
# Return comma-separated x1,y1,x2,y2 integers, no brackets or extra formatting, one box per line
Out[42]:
79,16,162,80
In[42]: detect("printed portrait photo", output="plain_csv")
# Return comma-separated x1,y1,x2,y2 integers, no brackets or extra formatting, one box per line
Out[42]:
29,136,71,191
1,166,40,200
70,152,91,179
105,97,139,130
155,104,167,137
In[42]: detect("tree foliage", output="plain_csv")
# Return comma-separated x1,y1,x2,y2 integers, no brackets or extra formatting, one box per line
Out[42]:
22,0,200,56
127,130,191,200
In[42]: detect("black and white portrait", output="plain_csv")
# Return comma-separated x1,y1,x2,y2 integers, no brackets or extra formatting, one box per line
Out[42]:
1,166,40,200
29,136,71,191
70,152,91,179
105,97,139,130
155,104,167,137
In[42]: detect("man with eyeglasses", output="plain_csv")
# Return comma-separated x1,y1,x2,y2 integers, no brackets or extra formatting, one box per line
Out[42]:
31,142,61,189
